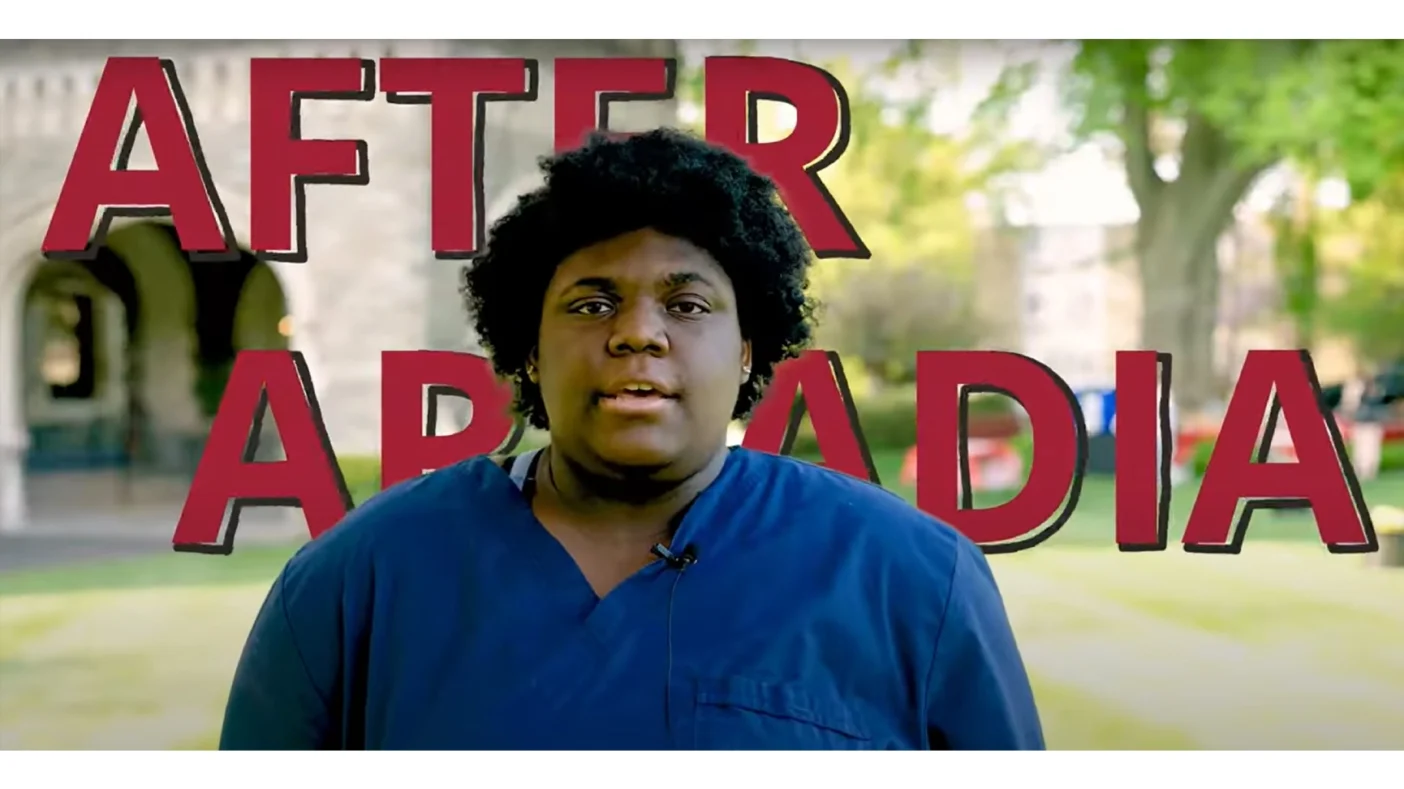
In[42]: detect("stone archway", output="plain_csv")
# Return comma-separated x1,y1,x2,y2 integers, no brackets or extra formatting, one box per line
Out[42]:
13,222,203,522
20,254,137,476
0,219,295,534
231,255,292,463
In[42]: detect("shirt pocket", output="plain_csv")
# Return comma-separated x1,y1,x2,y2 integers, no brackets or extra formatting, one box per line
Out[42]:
691,675,873,750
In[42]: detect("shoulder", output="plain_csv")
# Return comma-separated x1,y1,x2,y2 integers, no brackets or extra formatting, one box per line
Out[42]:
733,448,980,582
733,450,1009,663
277,454,511,594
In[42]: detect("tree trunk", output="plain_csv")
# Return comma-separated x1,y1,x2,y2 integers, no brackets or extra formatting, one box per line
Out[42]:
1138,210,1225,412
1122,111,1269,413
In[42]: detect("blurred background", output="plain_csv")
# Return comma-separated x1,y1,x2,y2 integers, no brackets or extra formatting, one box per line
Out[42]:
1,39,1402,750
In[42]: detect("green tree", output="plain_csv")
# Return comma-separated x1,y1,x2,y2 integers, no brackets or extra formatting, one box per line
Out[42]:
1263,167,1320,348
802,51,1042,382
1322,173,1404,367
1063,40,1404,409
679,43,1042,384
816,264,984,384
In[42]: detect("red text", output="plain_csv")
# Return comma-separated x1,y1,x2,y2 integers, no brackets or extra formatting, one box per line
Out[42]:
171,349,1377,556
43,55,869,263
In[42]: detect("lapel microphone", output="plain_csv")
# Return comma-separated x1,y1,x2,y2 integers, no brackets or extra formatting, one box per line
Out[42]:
651,543,698,570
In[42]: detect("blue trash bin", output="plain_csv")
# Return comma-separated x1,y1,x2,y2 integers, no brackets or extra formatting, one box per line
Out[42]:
1075,388,1118,475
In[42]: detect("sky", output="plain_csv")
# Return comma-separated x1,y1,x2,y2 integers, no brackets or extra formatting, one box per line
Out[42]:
677,40,1325,229
679,40,1142,228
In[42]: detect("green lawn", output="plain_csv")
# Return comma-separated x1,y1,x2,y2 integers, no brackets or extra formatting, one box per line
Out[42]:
3,452,1403,750
857,447,1404,547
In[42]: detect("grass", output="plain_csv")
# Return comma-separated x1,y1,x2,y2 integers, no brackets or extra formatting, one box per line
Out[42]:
3,450,1404,750
856,447,1404,547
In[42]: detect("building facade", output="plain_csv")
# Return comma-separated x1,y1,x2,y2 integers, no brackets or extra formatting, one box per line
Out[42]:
0,40,678,534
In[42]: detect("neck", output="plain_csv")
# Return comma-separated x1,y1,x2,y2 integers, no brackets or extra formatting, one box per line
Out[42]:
541,444,731,536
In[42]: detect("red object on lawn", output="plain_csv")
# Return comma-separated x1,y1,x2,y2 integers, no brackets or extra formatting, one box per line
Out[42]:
1172,415,1402,468
900,439,1022,491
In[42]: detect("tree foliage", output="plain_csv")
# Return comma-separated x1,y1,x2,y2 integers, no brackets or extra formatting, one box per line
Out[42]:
1068,41,1404,197
1060,40,1404,408
679,42,1042,384
1321,173,1404,367
817,264,984,384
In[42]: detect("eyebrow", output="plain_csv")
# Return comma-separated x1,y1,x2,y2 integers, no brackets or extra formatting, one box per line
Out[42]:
662,271,714,290
562,276,619,294
560,271,717,295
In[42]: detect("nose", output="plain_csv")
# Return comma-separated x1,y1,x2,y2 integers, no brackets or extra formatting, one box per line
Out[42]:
607,300,670,357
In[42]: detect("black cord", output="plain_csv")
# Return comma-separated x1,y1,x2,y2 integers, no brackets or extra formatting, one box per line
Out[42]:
653,543,696,749
663,566,685,747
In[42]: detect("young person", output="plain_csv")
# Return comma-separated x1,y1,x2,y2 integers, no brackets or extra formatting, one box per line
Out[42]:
219,128,1045,750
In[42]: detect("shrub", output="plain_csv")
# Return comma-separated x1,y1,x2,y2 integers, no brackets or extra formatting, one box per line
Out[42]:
514,428,552,452
783,386,913,456
1189,435,1404,477
335,432,552,506
1380,441,1404,472
1008,430,1034,471
1191,438,1216,478
815,265,984,386
782,386,1016,455
337,455,381,505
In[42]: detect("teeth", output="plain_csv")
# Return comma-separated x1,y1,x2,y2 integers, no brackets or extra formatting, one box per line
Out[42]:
623,384,655,393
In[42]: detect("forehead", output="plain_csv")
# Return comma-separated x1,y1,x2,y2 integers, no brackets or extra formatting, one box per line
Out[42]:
549,229,731,290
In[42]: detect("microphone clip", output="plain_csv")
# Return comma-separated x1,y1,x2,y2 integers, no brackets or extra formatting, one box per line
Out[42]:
651,543,698,571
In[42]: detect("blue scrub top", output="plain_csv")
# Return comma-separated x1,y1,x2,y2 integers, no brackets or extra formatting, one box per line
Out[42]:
219,447,1044,750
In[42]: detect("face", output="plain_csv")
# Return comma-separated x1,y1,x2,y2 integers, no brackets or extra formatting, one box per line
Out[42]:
533,228,751,477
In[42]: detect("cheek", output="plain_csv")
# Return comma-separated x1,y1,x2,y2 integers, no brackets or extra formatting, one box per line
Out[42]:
535,337,589,405
684,343,746,415
538,355,579,396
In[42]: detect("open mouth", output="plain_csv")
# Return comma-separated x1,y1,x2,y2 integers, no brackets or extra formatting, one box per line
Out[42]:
597,383,679,413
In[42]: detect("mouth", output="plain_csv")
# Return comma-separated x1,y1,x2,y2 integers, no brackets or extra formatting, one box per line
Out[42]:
597,381,680,415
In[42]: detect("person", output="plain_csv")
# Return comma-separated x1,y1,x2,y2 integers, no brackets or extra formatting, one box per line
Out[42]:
1352,375,1389,481
218,128,1044,750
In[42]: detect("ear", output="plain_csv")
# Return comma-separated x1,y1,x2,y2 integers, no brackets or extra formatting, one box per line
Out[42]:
526,347,540,383
740,340,753,383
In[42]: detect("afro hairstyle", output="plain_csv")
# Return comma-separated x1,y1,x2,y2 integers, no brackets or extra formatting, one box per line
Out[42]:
462,127,818,431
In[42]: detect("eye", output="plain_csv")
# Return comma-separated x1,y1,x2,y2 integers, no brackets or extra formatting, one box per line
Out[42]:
669,299,711,316
569,298,614,316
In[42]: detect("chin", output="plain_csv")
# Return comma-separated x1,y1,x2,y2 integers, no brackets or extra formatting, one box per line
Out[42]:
593,442,678,474
588,430,686,474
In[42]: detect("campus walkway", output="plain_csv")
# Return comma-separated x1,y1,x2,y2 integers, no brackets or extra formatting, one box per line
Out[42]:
1,471,306,572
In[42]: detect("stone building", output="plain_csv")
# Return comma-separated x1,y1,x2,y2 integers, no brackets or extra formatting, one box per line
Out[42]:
0,40,678,535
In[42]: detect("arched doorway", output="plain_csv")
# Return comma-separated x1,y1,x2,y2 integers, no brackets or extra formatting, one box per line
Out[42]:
18,221,291,525
21,252,138,474
149,223,290,464
232,258,292,462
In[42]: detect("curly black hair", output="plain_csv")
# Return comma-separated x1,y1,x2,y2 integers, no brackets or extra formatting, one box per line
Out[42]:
462,127,818,431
